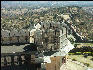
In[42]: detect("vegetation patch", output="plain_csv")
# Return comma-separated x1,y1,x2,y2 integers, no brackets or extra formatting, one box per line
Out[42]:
72,58,77,61
84,63,89,67
68,55,93,68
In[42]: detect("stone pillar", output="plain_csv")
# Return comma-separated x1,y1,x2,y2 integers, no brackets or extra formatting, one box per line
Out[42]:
18,56,22,65
11,56,14,65
66,28,68,37
4,57,7,66
24,54,31,70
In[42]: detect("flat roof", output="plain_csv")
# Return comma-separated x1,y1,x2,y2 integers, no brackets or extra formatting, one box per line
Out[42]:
1,44,29,53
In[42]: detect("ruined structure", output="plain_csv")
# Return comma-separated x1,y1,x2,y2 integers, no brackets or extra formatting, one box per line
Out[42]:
1,21,74,70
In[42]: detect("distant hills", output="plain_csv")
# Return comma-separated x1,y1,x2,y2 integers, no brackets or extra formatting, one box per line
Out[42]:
1,1,93,8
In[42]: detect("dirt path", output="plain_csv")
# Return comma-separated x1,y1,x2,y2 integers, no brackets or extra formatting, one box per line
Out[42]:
60,59,87,70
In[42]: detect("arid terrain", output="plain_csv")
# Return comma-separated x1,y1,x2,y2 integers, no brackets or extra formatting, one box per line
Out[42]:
60,58,93,70
60,55,93,70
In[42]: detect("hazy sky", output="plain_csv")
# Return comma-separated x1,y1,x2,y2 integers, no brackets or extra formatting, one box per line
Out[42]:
1,1,93,7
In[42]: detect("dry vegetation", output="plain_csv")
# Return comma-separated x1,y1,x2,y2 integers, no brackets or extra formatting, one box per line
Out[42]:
68,55,93,68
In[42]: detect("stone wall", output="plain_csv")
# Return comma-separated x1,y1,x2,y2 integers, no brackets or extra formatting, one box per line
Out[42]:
1,29,30,44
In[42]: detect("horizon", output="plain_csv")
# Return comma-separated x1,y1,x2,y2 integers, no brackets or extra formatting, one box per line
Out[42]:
1,1,93,8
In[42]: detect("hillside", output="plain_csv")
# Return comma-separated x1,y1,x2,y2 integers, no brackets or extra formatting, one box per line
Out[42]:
1,5,93,41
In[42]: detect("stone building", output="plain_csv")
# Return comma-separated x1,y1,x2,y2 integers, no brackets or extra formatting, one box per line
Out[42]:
1,21,74,70
31,22,71,53
1,29,30,44
1,29,10,44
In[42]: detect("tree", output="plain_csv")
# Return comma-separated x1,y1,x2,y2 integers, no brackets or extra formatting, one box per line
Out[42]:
53,14,57,19
68,37,75,44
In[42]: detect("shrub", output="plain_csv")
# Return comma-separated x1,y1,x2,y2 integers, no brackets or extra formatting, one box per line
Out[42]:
84,63,89,67
72,58,77,61
90,58,93,61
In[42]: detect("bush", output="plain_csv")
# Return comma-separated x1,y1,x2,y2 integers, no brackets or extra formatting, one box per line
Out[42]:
72,58,77,61
74,44,77,48
68,37,75,44
84,63,89,67
90,58,93,61
83,54,88,58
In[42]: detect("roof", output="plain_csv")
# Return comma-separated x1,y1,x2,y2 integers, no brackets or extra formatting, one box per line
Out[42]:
60,39,74,53
1,44,29,53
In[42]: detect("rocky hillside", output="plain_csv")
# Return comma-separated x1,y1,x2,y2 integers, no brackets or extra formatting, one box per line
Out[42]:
68,6,93,41
52,6,93,41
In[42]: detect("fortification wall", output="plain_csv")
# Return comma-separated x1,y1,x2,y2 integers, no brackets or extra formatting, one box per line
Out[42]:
1,29,30,44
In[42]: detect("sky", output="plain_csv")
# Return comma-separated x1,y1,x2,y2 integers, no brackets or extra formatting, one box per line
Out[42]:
1,1,93,8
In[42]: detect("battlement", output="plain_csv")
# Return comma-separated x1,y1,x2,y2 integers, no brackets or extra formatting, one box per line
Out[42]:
1,22,71,52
